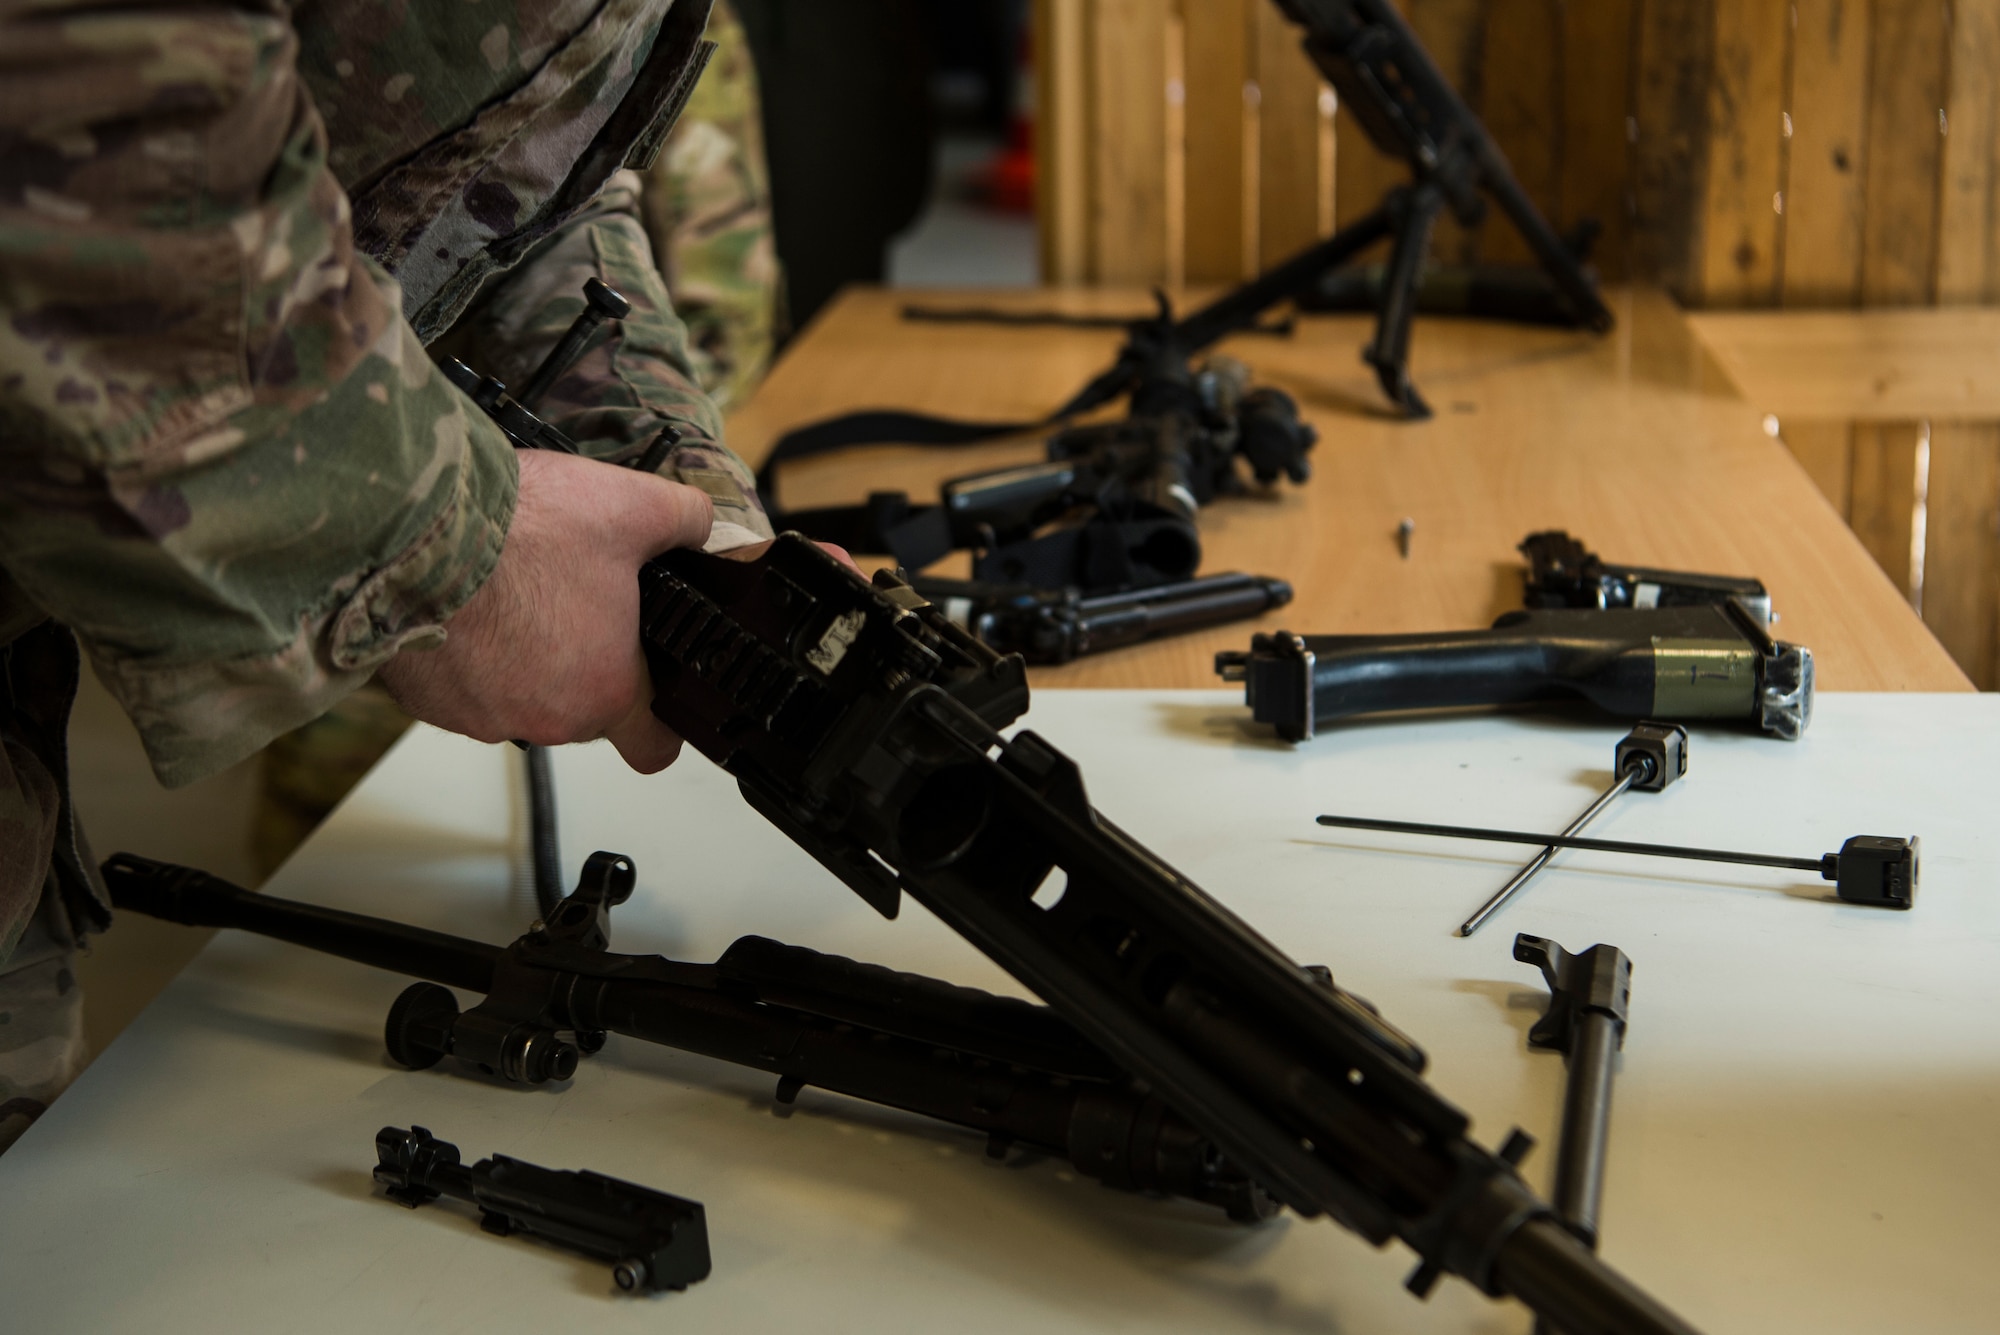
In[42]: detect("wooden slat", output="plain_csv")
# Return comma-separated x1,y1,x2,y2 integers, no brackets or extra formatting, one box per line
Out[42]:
1847,420,1924,602
1939,0,2000,304
1931,1,2000,690
1475,0,1562,269
1861,0,1950,305
1252,1,1329,266
1181,0,1253,283
1088,0,1174,284
1781,0,1870,307
1781,420,1855,517
1922,423,2000,687
1164,5,1186,287
1695,0,1789,306
1686,307,2000,420
1630,0,1715,292
1034,0,1092,283
1557,0,1639,279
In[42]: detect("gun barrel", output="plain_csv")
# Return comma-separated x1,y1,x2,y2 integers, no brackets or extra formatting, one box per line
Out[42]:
1073,574,1293,655
102,853,499,993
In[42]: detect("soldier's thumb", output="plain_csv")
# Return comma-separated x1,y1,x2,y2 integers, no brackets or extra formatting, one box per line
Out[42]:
618,469,715,559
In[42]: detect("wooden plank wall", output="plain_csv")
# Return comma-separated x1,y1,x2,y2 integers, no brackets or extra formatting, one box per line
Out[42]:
1676,0,1997,691
1033,0,2000,687
1036,0,1335,285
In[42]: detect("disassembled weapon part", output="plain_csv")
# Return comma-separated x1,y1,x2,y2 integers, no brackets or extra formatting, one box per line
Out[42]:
1458,724,1687,937
1314,816,1917,909
1520,531,1774,627
1514,934,1633,1335
1217,602,1812,744
373,1125,711,1294
912,571,1293,664
517,276,631,406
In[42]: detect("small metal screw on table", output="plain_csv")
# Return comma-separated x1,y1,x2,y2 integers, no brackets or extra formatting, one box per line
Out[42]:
1455,722,1687,937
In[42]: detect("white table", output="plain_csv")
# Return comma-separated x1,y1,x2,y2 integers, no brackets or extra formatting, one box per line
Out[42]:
4,692,1996,1334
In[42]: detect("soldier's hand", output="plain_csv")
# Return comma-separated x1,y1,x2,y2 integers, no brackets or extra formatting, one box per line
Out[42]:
377,449,712,773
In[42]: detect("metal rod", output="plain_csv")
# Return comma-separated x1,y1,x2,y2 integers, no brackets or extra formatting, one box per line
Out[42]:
526,744,563,916
1315,814,1825,874
1458,770,1637,937
517,277,630,407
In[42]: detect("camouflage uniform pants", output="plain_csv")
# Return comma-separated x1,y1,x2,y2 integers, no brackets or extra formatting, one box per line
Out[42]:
0,891,85,1155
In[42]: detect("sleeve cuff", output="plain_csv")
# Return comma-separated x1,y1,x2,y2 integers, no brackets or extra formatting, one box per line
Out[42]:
97,417,519,789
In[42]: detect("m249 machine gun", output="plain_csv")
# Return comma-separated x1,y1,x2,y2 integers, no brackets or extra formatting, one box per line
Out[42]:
621,535,1699,1332
767,0,1611,486
1269,0,1614,415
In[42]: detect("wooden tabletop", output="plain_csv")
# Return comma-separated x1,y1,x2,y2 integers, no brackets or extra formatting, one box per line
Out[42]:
1686,306,2000,422
724,285,1972,693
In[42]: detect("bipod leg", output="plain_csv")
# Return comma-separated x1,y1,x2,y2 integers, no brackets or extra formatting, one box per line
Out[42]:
1364,182,1447,419
1169,203,1398,354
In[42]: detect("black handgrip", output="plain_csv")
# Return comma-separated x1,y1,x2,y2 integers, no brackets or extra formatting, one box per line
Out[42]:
716,934,1113,1077
1299,628,1651,720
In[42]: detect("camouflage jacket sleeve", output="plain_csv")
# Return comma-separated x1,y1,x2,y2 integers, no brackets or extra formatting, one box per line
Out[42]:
434,168,773,549
638,0,780,413
0,4,518,788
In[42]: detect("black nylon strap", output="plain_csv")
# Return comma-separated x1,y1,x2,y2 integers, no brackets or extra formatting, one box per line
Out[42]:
755,358,1146,507
776,495,956,569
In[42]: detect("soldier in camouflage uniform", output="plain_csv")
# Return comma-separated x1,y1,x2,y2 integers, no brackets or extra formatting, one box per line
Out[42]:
0,0,776,1152
250,0,780,879
639,0,780,412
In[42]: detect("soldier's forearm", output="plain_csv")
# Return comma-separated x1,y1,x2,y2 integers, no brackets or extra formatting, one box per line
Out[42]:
0,3,522,786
